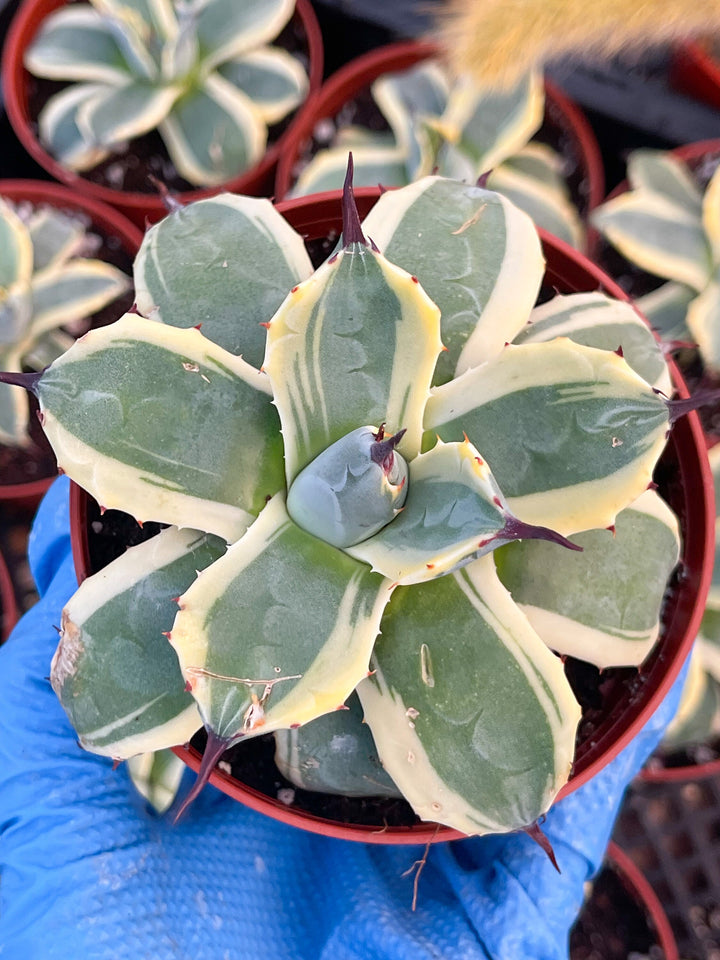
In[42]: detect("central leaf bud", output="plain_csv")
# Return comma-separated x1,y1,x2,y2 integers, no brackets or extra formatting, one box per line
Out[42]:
287,425,409,548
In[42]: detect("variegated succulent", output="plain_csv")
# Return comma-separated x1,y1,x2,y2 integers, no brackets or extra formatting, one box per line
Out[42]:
662,444,720,752
292,62,584,249
5,169,687,838
592,149,720,371
0,196,129,446
24,0,310,187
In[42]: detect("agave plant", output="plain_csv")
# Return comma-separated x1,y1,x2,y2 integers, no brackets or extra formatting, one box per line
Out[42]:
3,167,687,838
0,196,130,446
292,61,584,248
24,0,310,187
591,148,720,371
662,443,720,752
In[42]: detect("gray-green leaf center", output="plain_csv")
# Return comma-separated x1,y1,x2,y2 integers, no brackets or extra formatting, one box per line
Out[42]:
286,425,408,548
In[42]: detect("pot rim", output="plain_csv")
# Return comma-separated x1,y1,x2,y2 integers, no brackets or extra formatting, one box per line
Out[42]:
0,177,142,510
604,841,680,960
0,545,19,644
272,39,605,222
1,0,324,226
671,40,720,112
69,187,714,843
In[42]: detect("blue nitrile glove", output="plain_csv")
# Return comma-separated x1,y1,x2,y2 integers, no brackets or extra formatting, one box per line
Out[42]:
0,477,686,960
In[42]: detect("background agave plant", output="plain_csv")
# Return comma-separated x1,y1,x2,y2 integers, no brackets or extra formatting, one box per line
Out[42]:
4,169,686,838
591,148,720,371
24,0,310,187
292,61,585,249
0,195,129,446
660,444,720,753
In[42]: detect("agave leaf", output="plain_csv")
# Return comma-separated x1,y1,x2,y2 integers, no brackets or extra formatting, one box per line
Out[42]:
501,141,566,186
127,747,186,814
434,71,544,178
703,164,720,264
160,9,199,82
24,329,76,371
28,260,130,341
160,73,266,187
707,446,720,609
487,158,584,250
0,199,34,292
663,648,720,749
495,490,680,669
273,691,401,798
196,0,295,72
348,438,545,585
686,273,720,372
372,61,449,180
217,47,309,125
627,150,704,213
24,6,134,84
89,0,159,80
170,494,391,742
424,339,669,536
361,177,544,384
133,192,312,365
38,83,113,171
0,286,33,350
77,79,181,148
291,144,408,197
35,314,284,540
50,526,225,759
263,238,442,484
591,192,712,292
0,350,30,446
27,207,86,273
334,127,397,149
635,281,695,344
516,291,673,394
91,0,176,41
358,555,580,836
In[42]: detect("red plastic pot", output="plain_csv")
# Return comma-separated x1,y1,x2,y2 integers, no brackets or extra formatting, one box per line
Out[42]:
2,0,324,228
671,40,720,112
0,548,19,644
0,179,142,512
273,41,605,252
69,189,713,843
578,842,680,960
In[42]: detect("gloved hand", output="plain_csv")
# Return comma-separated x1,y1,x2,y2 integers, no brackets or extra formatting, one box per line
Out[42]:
0,477,685,960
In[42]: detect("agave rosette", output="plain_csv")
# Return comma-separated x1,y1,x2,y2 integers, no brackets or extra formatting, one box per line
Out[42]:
592,149,720,371
13,171,684,837
24,0,310,186
292,61,584,249
0,196,130,446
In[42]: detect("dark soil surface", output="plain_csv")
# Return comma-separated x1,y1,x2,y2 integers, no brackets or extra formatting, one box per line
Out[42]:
569,862,662,960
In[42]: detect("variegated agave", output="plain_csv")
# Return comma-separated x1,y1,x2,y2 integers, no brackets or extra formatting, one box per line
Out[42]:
24,0,309,187
0,196,129,446
592,148,720,371
6,170,685,837
662,444,720,752
292,62,584,249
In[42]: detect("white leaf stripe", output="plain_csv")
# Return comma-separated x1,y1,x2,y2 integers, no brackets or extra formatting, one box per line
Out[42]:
264,244,442,483
360,556,579,835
